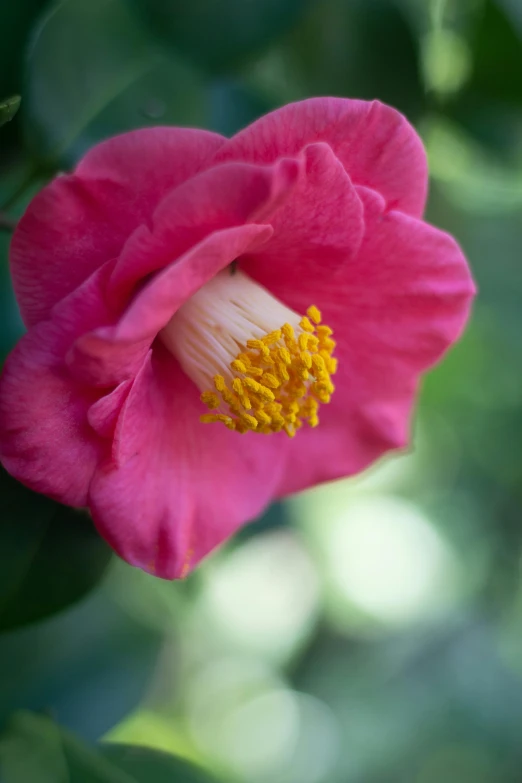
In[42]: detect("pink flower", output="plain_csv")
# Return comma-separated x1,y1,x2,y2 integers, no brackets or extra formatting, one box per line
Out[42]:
0,98,474,579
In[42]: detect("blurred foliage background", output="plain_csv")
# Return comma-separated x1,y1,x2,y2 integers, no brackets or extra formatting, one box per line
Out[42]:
1,0,522,780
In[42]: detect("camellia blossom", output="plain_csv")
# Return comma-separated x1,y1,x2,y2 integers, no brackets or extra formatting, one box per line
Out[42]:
0,98,474,578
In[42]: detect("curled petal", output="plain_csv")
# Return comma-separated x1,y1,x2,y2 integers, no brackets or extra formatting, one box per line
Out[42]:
0,261,129,505
89,347,287,579
107,156,300,306
213,97,428,217
242,141,364,284
0,320,102,506
266,185,475,496
11,127,225,327
72,224,273,386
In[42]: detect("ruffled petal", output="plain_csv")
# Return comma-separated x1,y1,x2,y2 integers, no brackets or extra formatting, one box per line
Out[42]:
89,345,287,579
0,320,101,506
213,97,428,218
71,224,273,385
107,157,300,306
241,142,364,284
0,260,134,505
0,280,105,505
68,158,298,386
11,127,225,327
76,126,225,191
267,186,475,496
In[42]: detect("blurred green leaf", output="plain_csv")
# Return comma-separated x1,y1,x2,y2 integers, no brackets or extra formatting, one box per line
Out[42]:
468,0,522,106
100,744,219,782
0,98,21,128
0,712,69,783
130,0,312,73
0,712,132,783
26,0,208,167
0,586,162,739
0,467,112,632
0,0,48,150
445,0,522,156
0,0,48,97
207,79,273,137
0,713,218,783
249,0,425,120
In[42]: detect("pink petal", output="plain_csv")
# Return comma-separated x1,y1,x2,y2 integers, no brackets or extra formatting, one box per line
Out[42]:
0,326,100,507
87,380,133,439
11,127,225,327
89,346,287,579
73,224,273,380
268,185,475,496
69,159,297,386
213,97,428,218
241,142,364,284
0,261,126,505
107,157,300,306
76,126,225,190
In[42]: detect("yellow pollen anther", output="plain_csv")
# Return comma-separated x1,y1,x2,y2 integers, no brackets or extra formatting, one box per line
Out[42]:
307,335,319,352
222,387,241,411
306,305,322,324
214,375,226,392
162,270,337,438
232,378,244,395
231,359,247,374
277,362,290,381
298,332,309,351
278,347,292,365
201,391,220,409
322,338,336,352
240,413,258,430
194,297,335,437
282,323,295,341
239,395,252,410
312,354,325,372
262,329,282,345
300,351,312,370
200,413,236,430
242,377,260,393
261,373,280,389
246,338,263,350
317,325,333,339
255,410,272,425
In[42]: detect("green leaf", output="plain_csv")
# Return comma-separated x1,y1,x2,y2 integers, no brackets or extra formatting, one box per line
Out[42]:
0,713,132,783
130,0,312,73
100,744,219,783
272,0,425,120
0,0,47,97
0,587,162,738
207,79,273,137
0,97,21,128
0,712,69,783
25,0,208,168
468,0,522,107
0,713,218,783
0,467,112,632
444,0,522,156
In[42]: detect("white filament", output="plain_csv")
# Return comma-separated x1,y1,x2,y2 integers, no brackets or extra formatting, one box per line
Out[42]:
160,268,301,391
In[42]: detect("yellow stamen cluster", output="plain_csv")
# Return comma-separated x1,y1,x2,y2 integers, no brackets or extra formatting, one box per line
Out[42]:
200,306,336,437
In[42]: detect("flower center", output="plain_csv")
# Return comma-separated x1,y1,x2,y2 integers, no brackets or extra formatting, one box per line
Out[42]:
160,268,336,437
